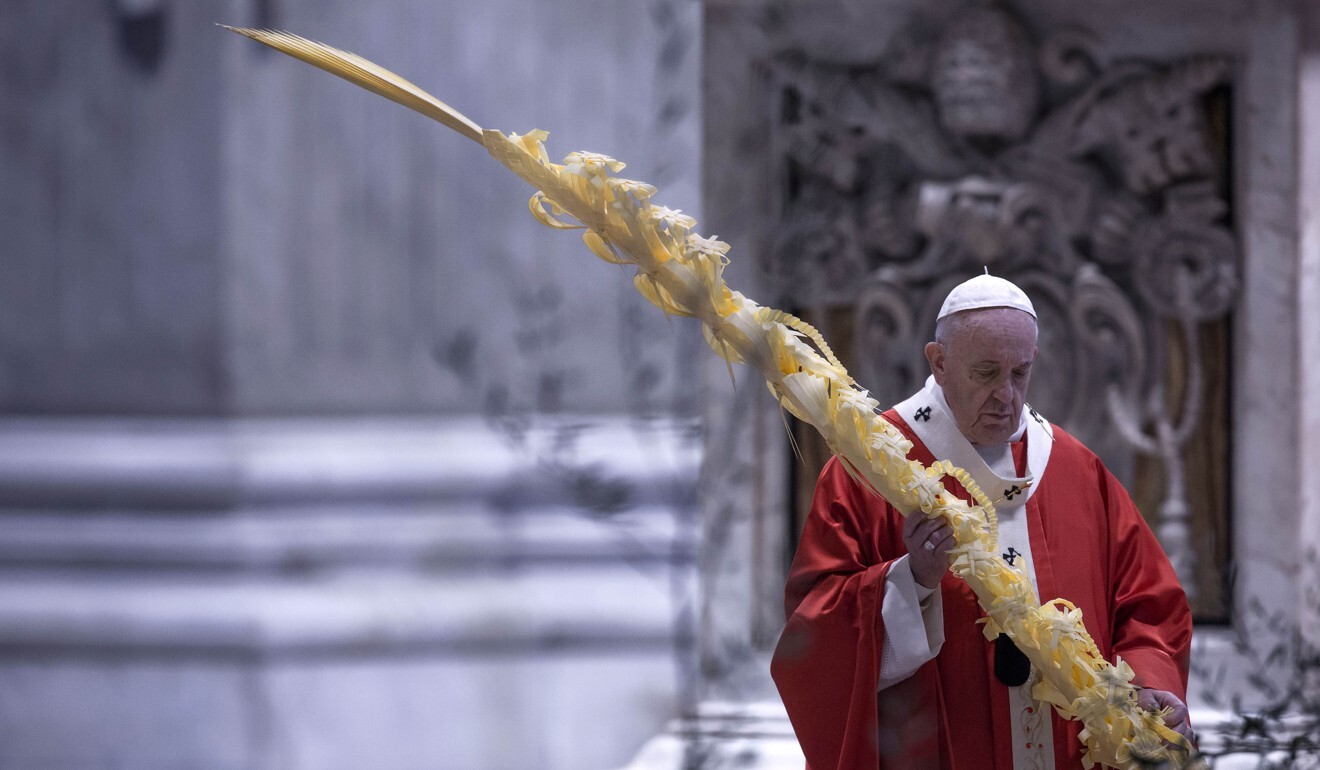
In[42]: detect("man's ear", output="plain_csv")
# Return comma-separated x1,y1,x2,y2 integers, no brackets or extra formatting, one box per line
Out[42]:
924,341,946,385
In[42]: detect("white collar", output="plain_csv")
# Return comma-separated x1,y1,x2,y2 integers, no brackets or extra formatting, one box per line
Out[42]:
893,376,1054,511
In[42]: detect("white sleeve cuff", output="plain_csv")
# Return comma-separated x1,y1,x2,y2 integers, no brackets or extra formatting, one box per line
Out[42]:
878,554,945,691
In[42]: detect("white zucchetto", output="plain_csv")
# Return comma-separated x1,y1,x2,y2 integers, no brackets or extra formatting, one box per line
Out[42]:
936,272,1037,321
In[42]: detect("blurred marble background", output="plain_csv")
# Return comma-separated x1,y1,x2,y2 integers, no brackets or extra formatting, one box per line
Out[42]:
1,1,703,768
2,1,1319,768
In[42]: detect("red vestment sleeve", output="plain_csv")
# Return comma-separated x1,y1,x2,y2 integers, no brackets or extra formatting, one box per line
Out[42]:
771,457,936,770
1099,457,1193,698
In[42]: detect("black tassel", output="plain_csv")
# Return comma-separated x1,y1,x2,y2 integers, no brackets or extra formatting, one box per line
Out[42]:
995,634,1031,687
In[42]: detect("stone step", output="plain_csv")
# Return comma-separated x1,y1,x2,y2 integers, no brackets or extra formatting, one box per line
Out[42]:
0,416,700,509
0,562,691,657
0,503,692,571
0,416,699,657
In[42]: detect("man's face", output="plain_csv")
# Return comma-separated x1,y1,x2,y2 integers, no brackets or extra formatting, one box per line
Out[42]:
924,308,1038,445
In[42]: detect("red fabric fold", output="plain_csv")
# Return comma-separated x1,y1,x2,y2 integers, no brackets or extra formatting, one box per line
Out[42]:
771,456,894,770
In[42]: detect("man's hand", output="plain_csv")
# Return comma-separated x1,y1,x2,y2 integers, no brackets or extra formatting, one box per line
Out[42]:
1137,688,1194,745
903,512,956,589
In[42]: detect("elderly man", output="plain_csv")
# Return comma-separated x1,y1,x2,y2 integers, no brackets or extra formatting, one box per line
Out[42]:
770,274,1193,769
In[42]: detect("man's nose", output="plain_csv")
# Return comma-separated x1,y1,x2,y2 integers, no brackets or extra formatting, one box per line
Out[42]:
992,375,1015,404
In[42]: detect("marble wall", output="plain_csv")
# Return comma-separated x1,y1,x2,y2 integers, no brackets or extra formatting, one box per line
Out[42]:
1302,2,1320,652
0,417,702,770
0,1,705,768
219,0,705,418
1,0,704,417
1,1,229,413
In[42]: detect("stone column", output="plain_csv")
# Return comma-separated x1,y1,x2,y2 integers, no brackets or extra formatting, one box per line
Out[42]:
1296,0,1320,651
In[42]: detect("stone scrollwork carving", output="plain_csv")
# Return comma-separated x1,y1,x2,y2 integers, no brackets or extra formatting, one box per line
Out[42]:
768,1,1238,603
1130,183,1239,321
852,273,918,409
1069,58,1231,197
1069,265,1148,476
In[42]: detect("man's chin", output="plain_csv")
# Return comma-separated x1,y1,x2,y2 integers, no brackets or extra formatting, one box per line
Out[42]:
971,419,1015,445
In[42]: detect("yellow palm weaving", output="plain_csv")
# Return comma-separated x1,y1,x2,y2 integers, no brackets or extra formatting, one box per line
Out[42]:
222,26,1198,770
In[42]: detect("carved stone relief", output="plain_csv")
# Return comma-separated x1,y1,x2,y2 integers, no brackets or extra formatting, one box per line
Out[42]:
762,1,1238,613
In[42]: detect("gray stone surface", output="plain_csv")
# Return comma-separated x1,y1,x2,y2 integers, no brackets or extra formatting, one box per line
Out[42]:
620,700,804,770
2,1,709,767
0,416,699,770
0,653,682,770
0,0,229,414
219,0,704,417
0,661,254,770
1302,1,1320,650
265,654,678,770
1,0,703,416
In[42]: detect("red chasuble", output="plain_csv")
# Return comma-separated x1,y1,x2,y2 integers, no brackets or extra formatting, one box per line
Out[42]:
770,410,1192,770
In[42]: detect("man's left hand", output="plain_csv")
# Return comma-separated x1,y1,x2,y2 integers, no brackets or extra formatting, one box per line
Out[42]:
1137,688,1193,745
